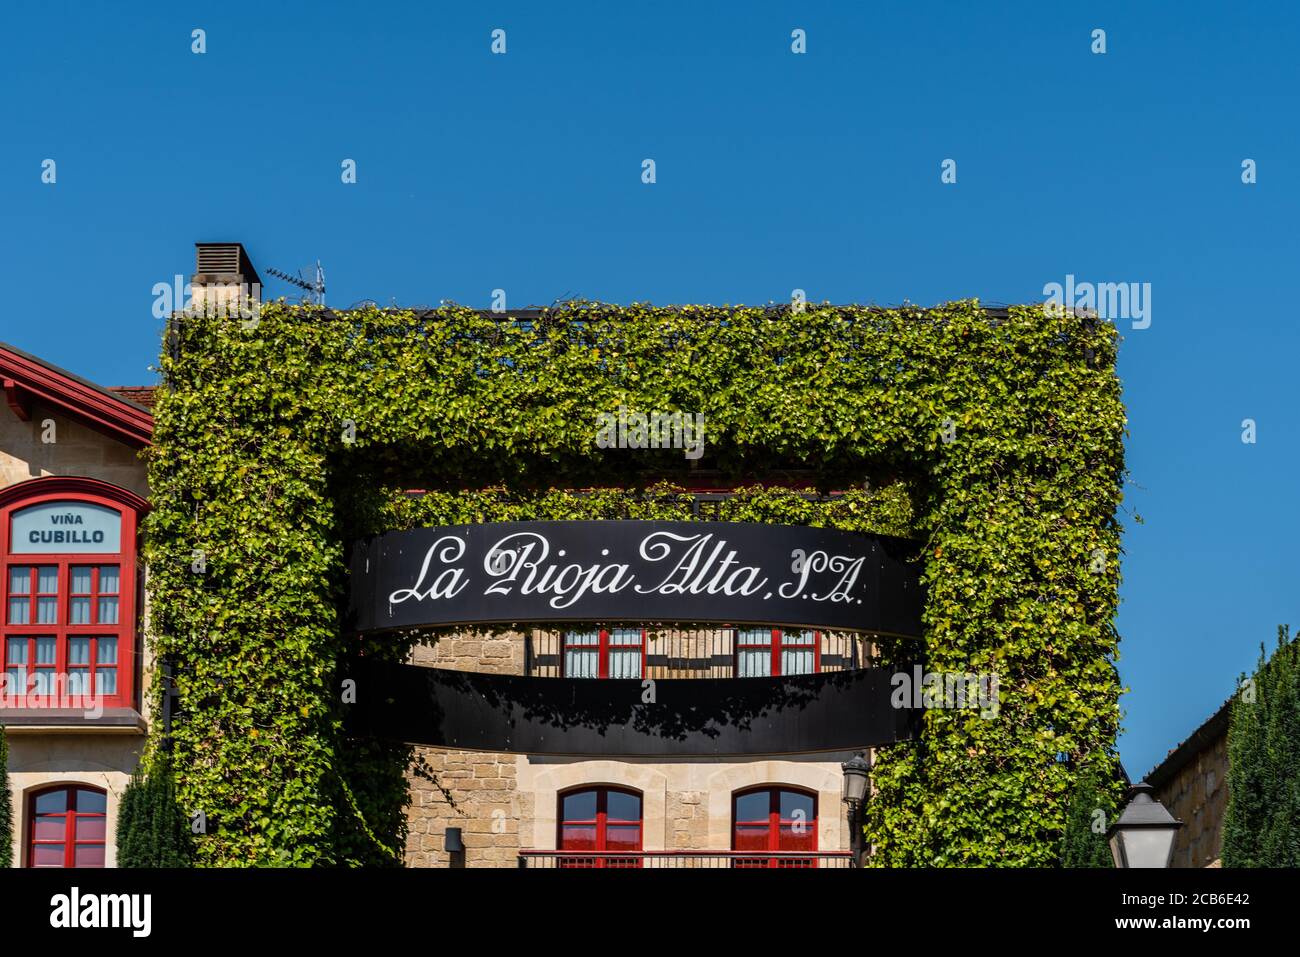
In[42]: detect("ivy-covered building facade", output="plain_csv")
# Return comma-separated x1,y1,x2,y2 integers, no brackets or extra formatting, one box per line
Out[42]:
5,241,1128,868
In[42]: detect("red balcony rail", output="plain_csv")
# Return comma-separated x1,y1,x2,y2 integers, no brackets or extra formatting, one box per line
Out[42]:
518,850,854,868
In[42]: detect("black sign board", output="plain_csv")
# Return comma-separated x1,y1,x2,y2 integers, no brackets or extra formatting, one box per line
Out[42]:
344,657,922,756
347,521,924,636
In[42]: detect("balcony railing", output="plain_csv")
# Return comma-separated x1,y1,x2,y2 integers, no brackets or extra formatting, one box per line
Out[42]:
525,628,874,679
518,850,854,869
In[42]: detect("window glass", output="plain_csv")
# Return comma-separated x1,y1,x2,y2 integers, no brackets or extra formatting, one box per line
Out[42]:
74,845,106,868
563,630,599,678
96,667,117,696
738,648,771,677
68,636,90,666
732,788,819,867
7,566,28,594
37,566,58,593
561,789,597,821
67,636,90,695
97,597,119,625
734,790,769,821
7,599,30,625
604,826,639,852
31,845,65,867
28,786,108,868
70,567,93,624
76,789,107,814
605,790,641,822
558,788,643,868
5,636,26,664
559,825,596,852
33,817,65,842
35,636,56,665
781,647,815,675
6,567,33,623
607,629,642,679
607,649,640,679
36,597,58,625
4,636,27,693
98,566,119,594
736,628,772,678
780,790,815,820
71,567,92,594
33,790,66,814
75,816,106,842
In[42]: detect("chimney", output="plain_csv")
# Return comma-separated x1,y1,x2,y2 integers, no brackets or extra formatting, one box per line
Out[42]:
190,242,261,318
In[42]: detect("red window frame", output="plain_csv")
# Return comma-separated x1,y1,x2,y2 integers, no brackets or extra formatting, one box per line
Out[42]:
0,477,145,711
557,786,643,868
561,627,647,679
731,786,819,868
733,628,821,677
26,784,108,868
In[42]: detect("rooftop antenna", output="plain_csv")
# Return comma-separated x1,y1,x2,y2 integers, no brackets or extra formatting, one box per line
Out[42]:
266,260,326,306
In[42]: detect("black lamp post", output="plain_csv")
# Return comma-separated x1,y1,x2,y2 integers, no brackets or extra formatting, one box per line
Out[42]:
841,751,871,868
1106,781,1183,868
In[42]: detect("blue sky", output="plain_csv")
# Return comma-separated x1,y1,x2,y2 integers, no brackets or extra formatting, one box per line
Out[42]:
2,1,1296,777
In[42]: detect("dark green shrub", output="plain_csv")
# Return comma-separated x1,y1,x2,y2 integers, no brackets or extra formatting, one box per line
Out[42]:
116,753,193,868
0,727,11,868
1223,626,1300,867
1059,768,1117,867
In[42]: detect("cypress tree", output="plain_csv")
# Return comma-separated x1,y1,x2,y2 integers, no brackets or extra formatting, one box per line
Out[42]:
116,753,193,868
1223,626,1300,867
115,766,146,867
1059,767,1116,867
0,726,12,869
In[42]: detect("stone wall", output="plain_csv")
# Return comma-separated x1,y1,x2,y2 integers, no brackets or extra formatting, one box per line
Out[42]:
0,407,148,499
1152,729,1229,868
404,633,524,867
404,748,522,868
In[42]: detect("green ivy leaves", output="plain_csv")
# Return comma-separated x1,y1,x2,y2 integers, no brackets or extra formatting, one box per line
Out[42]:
145,300,1124,867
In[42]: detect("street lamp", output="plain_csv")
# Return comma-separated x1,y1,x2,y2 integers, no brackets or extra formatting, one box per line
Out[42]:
1106,781,1183,868
841,751,871,867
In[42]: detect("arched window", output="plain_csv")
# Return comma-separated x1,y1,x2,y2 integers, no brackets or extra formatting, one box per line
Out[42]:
0,477,145,711
562,628,645,679
557,786,643,867
732,786,818,868
735,628,820,677
27,784,107,868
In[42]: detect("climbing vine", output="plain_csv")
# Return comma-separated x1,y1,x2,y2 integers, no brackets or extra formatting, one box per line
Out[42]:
145,300,1126,866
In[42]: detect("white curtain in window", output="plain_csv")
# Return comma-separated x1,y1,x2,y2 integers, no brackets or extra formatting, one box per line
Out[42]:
564,630,599,678
607,628,642,679
781,647,815,675
736,629,772,677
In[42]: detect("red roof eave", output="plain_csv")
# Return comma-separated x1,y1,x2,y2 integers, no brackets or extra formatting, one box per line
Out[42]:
0,345,154,449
